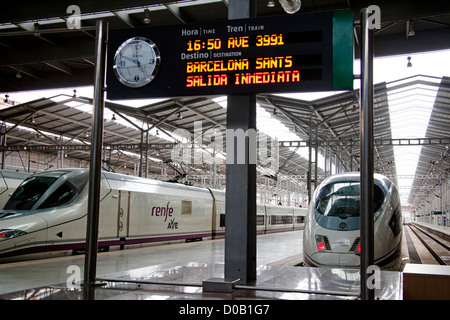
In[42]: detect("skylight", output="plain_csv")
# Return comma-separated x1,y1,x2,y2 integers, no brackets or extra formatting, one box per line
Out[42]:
256,105,326,172
213,96,326,173
387,76,440,205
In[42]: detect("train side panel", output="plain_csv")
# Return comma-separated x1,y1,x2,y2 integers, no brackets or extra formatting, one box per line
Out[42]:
100,175,214,247
1,169,307,262
293,207,307,230
256,204,266,233
373,184,403,268
209,189,225,238
44,173,111,256
265,204,294,233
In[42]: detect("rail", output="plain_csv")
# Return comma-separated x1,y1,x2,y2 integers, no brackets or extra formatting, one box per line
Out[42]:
409,225,450,265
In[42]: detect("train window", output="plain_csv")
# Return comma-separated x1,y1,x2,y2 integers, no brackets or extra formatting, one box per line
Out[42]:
38,182,77,209
4,175,61,210
36,170,88,209
315,181,384,218
271,215,293,224
257,215,265,226
388,205,402,237
181,200,192,214
220,214,225,227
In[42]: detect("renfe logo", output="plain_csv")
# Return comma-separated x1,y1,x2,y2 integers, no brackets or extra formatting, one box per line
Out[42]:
151,202,173,222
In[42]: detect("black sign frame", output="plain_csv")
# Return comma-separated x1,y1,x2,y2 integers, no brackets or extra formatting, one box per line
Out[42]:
106,11,353,99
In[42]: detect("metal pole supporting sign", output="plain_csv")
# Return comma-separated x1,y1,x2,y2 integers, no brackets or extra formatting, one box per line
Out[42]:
84,19,108,294
360,7,375,300
224,0,257,285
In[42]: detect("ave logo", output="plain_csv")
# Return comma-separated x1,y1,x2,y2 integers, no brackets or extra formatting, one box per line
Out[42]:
167,218,178,230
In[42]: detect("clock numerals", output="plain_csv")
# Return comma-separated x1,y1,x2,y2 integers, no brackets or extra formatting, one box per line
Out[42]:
113,37,161,88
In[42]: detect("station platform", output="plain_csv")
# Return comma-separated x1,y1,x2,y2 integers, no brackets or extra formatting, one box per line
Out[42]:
413,221,450,242
0,261,402,300
0,230,403,300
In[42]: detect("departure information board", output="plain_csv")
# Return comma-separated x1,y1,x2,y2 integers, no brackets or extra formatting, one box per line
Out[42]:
107,10,353,99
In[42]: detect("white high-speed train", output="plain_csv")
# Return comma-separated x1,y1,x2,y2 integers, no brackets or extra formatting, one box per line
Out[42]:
0,168,306,262
303,172,402,269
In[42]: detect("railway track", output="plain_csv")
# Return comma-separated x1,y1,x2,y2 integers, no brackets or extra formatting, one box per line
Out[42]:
408,225,450,265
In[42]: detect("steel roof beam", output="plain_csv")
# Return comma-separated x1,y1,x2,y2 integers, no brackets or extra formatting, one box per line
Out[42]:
45,61,74,76
164,4,190,24
113,10,137,28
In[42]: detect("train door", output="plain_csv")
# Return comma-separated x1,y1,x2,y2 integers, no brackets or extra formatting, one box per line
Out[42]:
117,190,131,241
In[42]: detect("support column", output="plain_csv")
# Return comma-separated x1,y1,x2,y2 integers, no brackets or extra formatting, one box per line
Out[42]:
1,126,5,169
139,130,144,177
224,0,257,285
360,8,375,301
225,94,257,284
314,126,318,190
84,20,108,290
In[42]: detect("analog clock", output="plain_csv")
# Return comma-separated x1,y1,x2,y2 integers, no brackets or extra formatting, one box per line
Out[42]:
113,37,161,88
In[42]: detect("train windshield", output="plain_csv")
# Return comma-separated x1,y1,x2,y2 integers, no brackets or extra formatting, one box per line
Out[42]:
315,181,384,219
3,170,88,210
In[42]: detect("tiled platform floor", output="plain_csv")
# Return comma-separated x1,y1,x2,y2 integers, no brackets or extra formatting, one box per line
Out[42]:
0,261,402,300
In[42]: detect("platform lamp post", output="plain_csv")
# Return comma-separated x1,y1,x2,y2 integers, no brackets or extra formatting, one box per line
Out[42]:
83,19,108,298
360,7,375,301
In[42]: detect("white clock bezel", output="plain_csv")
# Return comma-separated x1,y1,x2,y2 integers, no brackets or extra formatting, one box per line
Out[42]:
113,36,161,88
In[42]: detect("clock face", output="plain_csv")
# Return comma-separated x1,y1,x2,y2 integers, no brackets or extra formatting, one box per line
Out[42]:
113,37,161,88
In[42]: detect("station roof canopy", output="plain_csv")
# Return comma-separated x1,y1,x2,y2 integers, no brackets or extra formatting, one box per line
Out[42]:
1,75,449,207
1,0,450,92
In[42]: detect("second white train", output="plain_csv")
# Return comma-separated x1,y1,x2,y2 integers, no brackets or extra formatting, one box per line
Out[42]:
303,172,403,269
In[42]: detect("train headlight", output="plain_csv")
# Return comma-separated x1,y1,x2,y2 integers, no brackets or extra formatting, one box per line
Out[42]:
0,229,27,241
317,241,326,251
354,243,361,256
315,234,330,251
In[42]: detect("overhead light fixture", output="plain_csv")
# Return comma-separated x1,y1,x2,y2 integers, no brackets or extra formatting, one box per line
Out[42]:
407,56,412,68
267,0,276,7
111,114,117,121
177,112,182,119
143,8,151,24
279,0,301,14
16,71,22,79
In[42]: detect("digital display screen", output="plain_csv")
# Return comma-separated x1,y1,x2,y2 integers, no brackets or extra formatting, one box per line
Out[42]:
107,11,353,99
